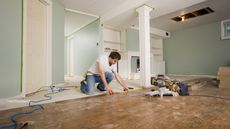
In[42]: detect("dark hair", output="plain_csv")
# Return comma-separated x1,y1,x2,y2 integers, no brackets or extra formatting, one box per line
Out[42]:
109,51,121,60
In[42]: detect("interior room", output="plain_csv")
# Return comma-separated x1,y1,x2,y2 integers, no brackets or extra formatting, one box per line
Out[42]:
0,0,230,128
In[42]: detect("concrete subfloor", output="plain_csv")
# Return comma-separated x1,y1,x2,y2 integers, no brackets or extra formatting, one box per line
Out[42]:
0,77,230,129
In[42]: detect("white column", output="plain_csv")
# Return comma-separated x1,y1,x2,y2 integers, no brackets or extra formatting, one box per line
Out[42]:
136,5,153,87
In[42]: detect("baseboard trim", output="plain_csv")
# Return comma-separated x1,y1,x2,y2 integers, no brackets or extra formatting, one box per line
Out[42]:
167,74,216,78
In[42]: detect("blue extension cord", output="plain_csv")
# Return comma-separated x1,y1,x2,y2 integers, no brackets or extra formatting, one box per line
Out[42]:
0,85,66,129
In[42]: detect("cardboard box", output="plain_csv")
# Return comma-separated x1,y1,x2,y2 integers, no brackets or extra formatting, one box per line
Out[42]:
217,67,230,89
219,84,230,89
218,77,230,89
219,77,230,89
218,67,230,76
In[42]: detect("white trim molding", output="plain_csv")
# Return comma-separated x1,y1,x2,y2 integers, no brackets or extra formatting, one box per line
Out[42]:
46,0,52,87
65,8,99,18
21,0,27,98
167,74,216,78
66,35,75,76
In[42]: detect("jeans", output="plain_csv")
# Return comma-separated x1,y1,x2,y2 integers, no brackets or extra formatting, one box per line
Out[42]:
80,72,114,94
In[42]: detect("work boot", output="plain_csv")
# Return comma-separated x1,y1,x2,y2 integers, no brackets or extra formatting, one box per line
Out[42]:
80,80,87,94
97,84,106,91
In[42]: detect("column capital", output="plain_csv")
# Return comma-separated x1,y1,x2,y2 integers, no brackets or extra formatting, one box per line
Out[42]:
136,5,153,13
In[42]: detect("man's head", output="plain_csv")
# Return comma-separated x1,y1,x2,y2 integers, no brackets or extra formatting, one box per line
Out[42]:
108,52,121,65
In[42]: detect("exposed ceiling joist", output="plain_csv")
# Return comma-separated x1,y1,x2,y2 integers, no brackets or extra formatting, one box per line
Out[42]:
130,26,170,38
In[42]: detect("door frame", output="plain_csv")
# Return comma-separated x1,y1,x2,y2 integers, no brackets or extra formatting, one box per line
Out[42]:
22,0,52,97
66,35,74,76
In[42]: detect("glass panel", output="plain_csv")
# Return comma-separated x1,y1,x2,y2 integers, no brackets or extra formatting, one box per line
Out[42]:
225,23,230,37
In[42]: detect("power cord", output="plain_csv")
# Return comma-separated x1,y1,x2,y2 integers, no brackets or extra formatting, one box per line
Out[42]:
0,83,67,129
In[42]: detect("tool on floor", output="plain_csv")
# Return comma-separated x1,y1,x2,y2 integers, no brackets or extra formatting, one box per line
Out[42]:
17,121,28,129
145,87,173,97
0,83,68,129
128,87,134,90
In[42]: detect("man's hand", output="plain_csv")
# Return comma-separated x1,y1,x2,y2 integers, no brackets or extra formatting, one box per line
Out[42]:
123,87,129,93
105,86,113,95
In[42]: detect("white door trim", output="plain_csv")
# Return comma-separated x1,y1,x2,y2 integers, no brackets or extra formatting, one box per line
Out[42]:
46,0,52,87
67,36,74,76
22,0,52,97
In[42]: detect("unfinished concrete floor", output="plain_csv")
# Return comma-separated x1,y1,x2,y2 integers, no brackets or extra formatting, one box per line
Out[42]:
0,79,230,129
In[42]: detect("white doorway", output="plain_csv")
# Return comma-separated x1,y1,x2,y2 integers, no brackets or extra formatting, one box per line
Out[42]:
67,36,74,76
22,0,52,96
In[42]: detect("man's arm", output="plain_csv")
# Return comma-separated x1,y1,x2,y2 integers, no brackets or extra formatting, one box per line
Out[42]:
97,62,113,95
113,71,129,92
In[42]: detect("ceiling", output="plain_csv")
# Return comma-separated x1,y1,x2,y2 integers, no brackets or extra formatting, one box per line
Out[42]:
103,0,207,29
58,0,229,33
150,0,230,31
58,0,126,16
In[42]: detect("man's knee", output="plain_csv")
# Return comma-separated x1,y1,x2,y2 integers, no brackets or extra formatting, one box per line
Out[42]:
105,72,114,82
81,76,95,95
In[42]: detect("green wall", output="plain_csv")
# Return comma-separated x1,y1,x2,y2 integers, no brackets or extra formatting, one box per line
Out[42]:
52,0,65,83
0,0,65,98
0,0,22,98
164,21,230,75
126,29,139,51
73,19,101,76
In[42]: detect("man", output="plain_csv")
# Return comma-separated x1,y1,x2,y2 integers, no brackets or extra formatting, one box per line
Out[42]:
80,52,128,95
